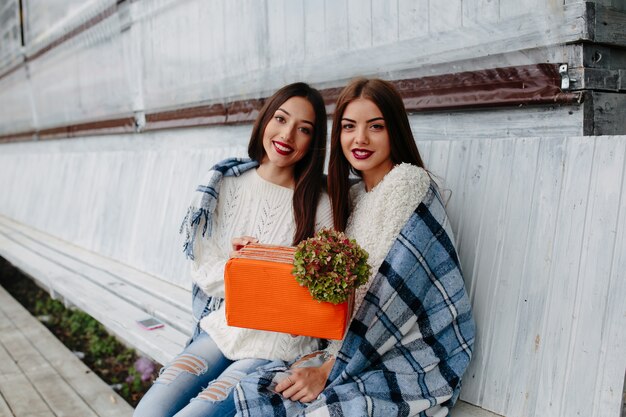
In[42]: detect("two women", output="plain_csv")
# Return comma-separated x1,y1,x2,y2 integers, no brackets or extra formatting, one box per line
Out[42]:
134,82,333,417
137,77,475,417
235,78,475,416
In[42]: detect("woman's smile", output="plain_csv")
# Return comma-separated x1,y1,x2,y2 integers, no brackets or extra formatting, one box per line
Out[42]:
351,148,374,160
272,140,294,155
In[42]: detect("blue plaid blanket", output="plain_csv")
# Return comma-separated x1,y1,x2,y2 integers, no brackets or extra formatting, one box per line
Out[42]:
234,183,475,417
180,157,259,260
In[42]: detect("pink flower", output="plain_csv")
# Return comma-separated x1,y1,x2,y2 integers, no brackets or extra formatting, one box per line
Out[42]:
134,357,155,382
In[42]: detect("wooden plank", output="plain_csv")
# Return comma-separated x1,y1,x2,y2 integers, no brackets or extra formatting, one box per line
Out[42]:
462,0,499,27
0,287,133,417
425,140,451,187
0,231,187,365
438,140,471,246
426,140,452,215
569,67,622,91
463,138,516,413
0,306,100,416
458,138,539,410
408,106,585,141
563,136,626,417
398,0,429,39
284,0,305,70
267,0,288,68
0,393,15,417
372,0,398,46
347,0,372,49
499,0,543,20
0,341,21,376
303,0,326,62
505,137,567,416
533,136,595,417
592,136,626,417
223,0,264,80
324,0,349,55
0,373,52,417
591,92,626,136
451,139,493,302
594,4,626,46
429,0,462,33
0,214,191,321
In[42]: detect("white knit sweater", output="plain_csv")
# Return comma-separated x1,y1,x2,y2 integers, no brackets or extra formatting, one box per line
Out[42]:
327,163,431,356
192,169,333,361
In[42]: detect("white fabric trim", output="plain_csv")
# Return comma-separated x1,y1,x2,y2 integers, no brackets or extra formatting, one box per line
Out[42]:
327,163,430,356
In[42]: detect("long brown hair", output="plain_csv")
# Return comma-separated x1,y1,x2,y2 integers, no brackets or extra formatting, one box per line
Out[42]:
248,82,327,244
328,78,425,231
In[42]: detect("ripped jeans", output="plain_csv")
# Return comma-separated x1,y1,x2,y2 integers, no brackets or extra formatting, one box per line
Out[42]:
133,332,270,417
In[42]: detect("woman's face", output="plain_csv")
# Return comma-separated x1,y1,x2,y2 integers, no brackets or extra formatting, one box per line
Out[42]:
261,96,315,170
340,98,393,186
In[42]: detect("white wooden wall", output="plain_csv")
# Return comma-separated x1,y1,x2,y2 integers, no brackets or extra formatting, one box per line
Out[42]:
0,131,624,417
0,127,250,288
426,135,626,417
1,1,624,416
0,0,591,136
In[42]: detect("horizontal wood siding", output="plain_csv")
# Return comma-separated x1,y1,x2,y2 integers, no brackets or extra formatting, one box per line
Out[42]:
0,0,598,136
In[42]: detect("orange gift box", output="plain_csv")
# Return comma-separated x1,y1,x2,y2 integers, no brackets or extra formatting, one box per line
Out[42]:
224,244,349,340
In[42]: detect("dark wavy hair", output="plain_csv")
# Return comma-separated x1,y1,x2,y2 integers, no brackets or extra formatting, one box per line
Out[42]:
248,82,328,244
328,78,425,231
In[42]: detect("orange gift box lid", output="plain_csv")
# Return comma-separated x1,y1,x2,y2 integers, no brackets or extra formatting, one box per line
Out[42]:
224,245,348,340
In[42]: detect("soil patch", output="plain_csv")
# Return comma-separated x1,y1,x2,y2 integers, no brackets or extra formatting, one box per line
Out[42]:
0,257,160,407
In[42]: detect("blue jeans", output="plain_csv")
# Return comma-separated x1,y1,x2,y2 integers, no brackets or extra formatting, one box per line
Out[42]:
133,332,269,417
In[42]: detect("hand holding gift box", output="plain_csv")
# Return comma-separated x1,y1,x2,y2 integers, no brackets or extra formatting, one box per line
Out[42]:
224,228,370,339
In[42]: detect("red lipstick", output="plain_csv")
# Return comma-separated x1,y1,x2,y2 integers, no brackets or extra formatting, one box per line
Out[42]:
352,148,373,160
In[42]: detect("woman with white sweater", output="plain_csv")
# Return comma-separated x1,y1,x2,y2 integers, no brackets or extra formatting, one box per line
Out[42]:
235,78,475,417
134,82,333,417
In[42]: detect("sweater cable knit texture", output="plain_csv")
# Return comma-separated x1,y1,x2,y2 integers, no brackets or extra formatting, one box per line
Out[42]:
192,169,333,361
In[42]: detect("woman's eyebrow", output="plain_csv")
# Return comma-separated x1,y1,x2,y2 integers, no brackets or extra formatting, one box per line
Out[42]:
341,117,384,123
278,108,314,126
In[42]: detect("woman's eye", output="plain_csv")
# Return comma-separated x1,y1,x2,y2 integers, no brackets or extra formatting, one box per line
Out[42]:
275,115,286,123
298,127,311,135
342,123,354,130
371,123,384,130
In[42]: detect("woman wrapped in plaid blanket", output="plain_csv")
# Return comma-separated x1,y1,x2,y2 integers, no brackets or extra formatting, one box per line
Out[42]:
234,78,475,417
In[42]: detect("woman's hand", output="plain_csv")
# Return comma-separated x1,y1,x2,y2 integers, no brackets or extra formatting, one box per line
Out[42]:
274,355,335,403
230,236,258,257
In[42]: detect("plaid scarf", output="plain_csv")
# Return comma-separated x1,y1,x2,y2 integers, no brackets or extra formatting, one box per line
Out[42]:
180,157,258,344
180,157,259,260
234,183,475,417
